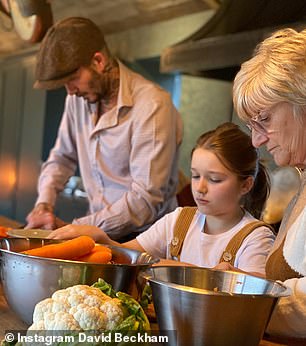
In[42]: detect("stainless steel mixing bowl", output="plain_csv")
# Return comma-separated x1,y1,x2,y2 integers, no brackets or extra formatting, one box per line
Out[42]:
143,266,290,346
0,238,159,325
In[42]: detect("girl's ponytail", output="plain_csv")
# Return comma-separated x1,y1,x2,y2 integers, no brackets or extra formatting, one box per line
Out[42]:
243,162,270,219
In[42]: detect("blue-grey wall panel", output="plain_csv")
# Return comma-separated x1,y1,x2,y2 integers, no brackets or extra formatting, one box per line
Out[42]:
0,64,24,218
15,60,46,223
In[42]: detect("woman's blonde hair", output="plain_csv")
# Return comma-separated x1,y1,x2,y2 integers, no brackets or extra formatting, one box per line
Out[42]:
233,28,306,121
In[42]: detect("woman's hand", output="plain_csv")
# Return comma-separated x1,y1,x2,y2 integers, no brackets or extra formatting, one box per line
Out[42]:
47,224,111,243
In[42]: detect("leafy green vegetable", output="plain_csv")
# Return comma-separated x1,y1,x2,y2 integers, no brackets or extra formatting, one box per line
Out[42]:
92,278,150,332
139,284,152,309
116,292,150,332
92,278,116,298
1,340,18,346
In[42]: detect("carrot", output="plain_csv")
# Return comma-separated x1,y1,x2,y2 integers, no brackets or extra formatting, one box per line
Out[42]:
0,226,11,238
91,245,112,253
22,235,95,260
75,245,112,263
76,249,112,263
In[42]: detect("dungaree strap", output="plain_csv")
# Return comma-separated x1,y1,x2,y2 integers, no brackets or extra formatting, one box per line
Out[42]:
219,221,273,265
170,207,197,260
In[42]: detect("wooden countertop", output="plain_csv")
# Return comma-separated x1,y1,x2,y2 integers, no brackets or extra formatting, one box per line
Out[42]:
0,215,23,229
0,285,29,339
0,216,28,338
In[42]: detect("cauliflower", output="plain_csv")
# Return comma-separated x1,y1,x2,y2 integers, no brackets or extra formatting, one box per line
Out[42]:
44,311,81,330
100,298,124,330
72,305,107,330
28,280,150,333
30,284,124,331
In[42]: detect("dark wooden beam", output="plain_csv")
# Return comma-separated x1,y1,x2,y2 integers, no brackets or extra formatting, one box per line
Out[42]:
100,0,216,34
160,0,306,80
160,21,306,79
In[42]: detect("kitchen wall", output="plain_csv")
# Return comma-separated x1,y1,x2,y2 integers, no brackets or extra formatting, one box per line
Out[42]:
0,53,46,222
179,76,233,175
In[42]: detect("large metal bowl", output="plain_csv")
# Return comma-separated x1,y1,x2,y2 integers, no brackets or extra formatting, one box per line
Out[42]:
143,266,290,346
0,238,159,325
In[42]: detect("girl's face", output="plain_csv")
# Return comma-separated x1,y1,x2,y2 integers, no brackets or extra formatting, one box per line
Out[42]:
191,148,252,217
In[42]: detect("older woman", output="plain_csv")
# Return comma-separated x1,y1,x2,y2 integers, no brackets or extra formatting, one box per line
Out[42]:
233,28,306,341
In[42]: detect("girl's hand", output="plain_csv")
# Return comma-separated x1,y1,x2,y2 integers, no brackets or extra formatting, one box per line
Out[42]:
153,258,195,267
47,224,111,243
213,261,238,272
213,261,265,278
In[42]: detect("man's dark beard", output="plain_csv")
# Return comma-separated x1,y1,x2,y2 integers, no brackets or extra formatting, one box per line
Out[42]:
87,68,108,103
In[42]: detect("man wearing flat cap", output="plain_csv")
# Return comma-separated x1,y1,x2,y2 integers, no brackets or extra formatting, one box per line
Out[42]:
26,17,183,240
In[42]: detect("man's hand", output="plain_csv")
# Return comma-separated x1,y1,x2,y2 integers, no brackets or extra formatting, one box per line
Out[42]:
25,203,66,230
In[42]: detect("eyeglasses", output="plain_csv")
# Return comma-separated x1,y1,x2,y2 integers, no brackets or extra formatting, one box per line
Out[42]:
246,112,271,135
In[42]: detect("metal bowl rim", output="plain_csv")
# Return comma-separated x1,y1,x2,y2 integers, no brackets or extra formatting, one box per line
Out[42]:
141,266,291,297
0,244,159,267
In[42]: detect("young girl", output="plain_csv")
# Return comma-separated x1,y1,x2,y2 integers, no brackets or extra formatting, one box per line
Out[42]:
49,123,275,276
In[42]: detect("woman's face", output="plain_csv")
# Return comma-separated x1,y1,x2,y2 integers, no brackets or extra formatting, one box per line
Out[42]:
250,102,306,168
191,148,251,217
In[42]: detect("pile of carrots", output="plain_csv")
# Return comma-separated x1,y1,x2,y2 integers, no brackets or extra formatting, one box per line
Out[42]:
22,236,112,264
0,226,11,238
